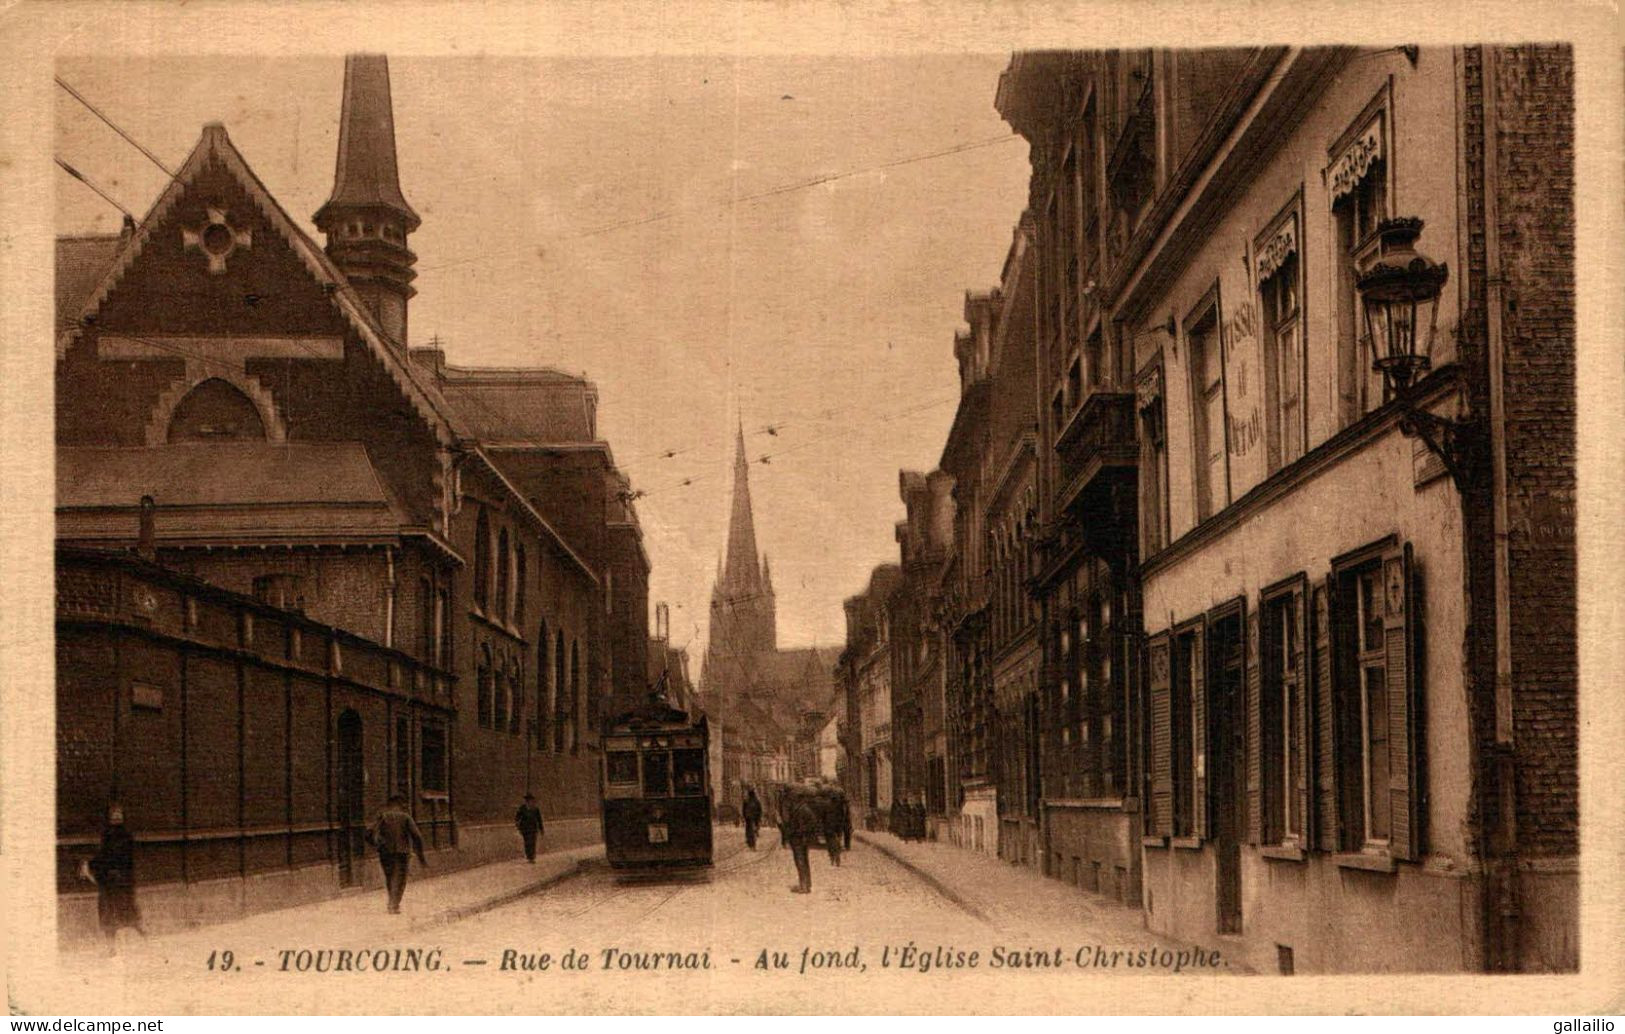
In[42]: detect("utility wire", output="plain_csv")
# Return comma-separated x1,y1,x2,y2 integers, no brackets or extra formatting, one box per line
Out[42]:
417,132,1022,274
54,157,134,220
55,75,177,179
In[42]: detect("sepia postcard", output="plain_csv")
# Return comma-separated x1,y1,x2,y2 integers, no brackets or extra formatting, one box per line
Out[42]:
2,0,1622,1017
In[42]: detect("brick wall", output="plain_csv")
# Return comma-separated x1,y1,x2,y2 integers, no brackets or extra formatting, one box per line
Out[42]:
1493,44,1577,859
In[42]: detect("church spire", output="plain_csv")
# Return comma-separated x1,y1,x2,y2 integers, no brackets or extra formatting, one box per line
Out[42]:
314,54,419,347
721,422,762,594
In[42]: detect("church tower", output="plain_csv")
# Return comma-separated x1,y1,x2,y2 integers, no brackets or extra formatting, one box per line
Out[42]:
314,54,420,347
708,424,777,658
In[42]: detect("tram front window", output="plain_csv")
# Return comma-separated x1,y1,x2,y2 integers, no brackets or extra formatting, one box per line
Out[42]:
607,751,638,785
674,749,705,796
643,750,671,796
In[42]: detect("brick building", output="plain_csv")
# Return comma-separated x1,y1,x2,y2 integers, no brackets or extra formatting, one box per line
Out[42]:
995,45,1575,973
54,55,648,938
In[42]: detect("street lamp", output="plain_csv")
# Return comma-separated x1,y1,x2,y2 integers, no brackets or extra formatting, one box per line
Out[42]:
1356,216,1473,492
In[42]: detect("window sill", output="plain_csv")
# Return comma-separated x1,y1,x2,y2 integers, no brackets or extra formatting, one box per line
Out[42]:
1141,835,1168,849
1260,844,1306,863
419,791,449,802
1170,836,1204,851
1334,851,1396,873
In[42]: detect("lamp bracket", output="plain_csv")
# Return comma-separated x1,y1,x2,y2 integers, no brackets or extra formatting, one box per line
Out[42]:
1396,399,1474,493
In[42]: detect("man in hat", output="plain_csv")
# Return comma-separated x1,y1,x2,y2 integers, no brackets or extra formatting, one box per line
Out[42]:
782,790,822,894
742,787,763,850
366,794,429,914
515,793,545,863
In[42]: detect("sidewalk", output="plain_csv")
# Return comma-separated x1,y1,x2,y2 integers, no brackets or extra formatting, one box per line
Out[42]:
70,826,749,959
855,830,1251,971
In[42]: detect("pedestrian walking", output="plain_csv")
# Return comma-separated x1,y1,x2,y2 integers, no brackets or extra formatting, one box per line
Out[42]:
81,802,145,956
515,793,544,863
782,792,822,894
818,789,844,866
742,787,763,850
366,793,428,914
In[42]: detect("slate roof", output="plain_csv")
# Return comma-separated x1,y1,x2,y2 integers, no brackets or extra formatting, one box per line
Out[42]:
54,235,122,350
57,441,408,545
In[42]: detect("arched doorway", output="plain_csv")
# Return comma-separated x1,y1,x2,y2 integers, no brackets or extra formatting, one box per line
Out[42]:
336,710,365,886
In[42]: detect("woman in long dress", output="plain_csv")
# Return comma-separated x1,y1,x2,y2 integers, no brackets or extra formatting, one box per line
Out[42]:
84,802,145,955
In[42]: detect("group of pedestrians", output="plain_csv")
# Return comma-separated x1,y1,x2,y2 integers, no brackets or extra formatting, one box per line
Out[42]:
889,797,928,842
746,782,851,894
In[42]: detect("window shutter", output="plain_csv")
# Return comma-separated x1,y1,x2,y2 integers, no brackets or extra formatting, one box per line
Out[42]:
1147,631,1173,838
1190,622,1208,841
1383,542,1422,861
1293,582,1311,846
1315,576,1340,852
1245,606,1263,845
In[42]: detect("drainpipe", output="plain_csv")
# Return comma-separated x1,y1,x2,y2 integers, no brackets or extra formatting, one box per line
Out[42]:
1481,45,1521,970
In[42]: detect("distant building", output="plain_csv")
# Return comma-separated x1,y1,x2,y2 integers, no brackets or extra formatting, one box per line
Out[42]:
699,427,835,804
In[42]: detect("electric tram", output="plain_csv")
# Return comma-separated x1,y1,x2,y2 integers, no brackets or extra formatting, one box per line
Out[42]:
600,699,713,870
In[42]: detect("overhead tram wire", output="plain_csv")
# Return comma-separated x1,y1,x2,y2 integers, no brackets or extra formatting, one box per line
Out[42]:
415,132,1023,275
55,76,177,179
55,157,134,222
621,393,958,502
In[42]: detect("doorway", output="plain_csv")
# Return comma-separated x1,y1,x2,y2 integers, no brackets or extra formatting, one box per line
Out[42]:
1208,611,1245,934
337,709,365,887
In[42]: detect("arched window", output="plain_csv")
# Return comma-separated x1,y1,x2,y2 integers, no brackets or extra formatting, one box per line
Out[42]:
477,642,493,728
473,509,491,612
570,639,581,753
554,629,567,753
536,621,550,750
167,378,267,442
514,546,527,627
496,528,510,623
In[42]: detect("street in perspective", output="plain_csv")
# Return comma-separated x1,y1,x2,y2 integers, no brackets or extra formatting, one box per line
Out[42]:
43,40,1575,1014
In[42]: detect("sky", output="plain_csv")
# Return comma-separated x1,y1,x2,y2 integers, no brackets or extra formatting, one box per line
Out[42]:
54,54,1032,663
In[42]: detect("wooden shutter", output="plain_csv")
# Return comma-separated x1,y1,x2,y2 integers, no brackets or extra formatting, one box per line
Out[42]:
1190,622,1209,841
1245,606,1263,845
1314,576,1340,852
1383,542,1422,861
1147,631,1173,838
1292,582,1311,846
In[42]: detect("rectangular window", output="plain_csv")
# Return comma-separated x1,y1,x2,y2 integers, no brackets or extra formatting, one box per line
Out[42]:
1262,582,1307,844
642,750,672,797
419,724,447,793
1354,566,1390,843
1331,102,1390,426
607,751,639,785
395,715,412,798
673,749,706,796
1258,206,1305,471
1187,303,1227,521
1329,541,1420,859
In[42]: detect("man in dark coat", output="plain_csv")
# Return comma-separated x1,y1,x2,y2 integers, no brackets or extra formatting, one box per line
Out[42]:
818,789,844,866
742,788,763,850
782,792,822,893
366,794,429,913
515,793,544,863
837,790,853,850
84,802,145,956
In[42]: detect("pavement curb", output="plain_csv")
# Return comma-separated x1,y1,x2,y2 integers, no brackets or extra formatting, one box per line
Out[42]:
405,833,754,933
407,853,600,933
854,832,991,925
